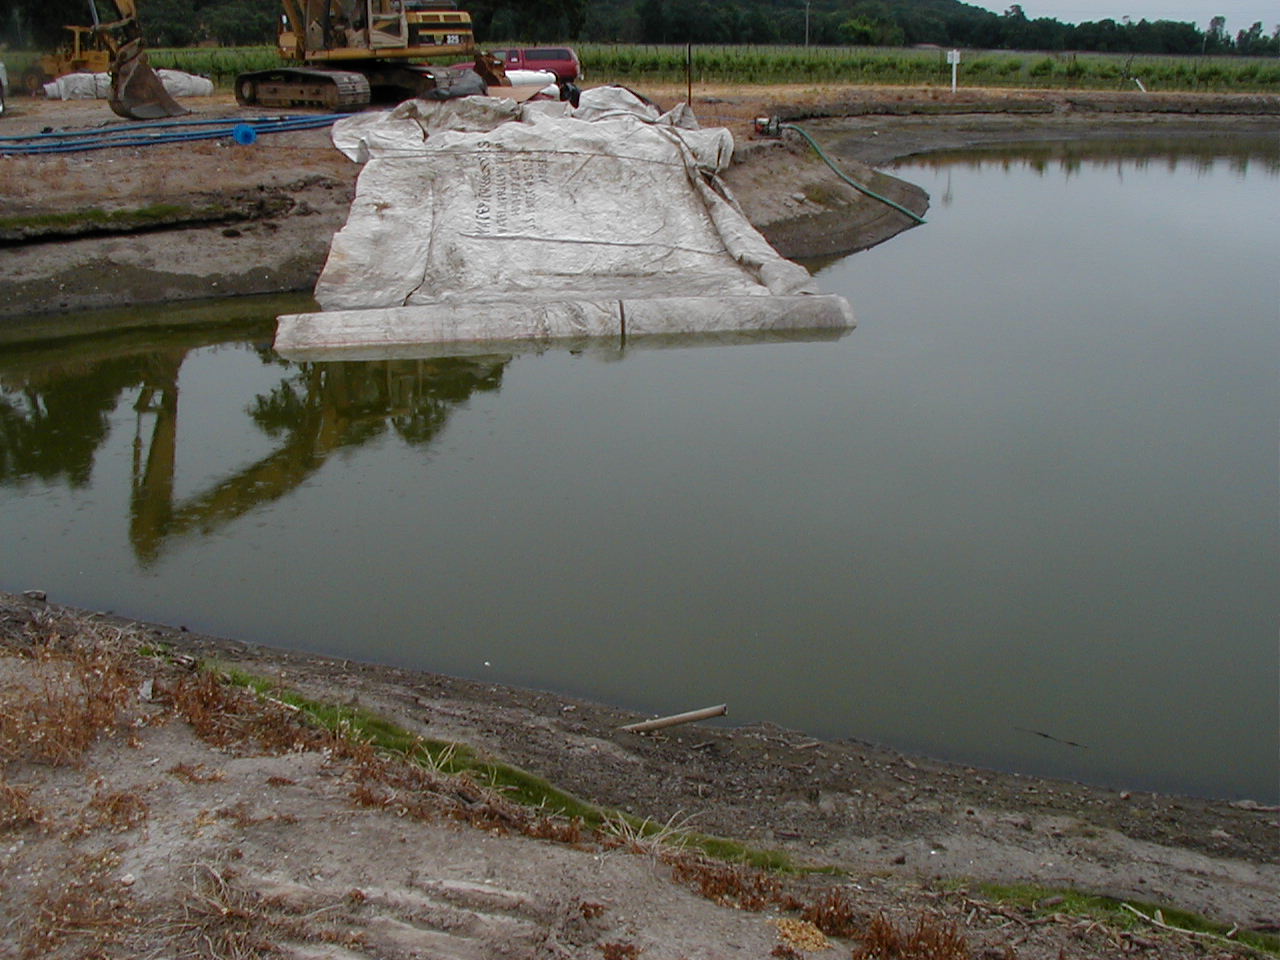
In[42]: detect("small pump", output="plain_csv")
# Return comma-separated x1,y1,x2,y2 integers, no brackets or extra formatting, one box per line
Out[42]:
752,115,783,138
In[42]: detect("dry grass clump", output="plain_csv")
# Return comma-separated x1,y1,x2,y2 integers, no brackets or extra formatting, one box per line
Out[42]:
599,942,642,959
801,887,865,937
167,863,368,960
165,668,329,754
168,762,228,783
169,864,290,960
346,747,553,839
524,812,590,845
0,616,139,767
0,156,75,201
89,786,150,833
23,849,141,955
667,855,798,912
852,911,971,959
0,775,44,831
215,798,299,828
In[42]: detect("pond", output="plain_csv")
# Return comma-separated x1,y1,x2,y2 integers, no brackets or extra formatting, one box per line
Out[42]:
1,134,1276,803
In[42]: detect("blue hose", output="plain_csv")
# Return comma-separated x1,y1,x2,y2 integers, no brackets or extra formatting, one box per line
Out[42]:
0,114,345,154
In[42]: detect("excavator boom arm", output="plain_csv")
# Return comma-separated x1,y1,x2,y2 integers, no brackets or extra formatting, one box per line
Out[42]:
97,0,189,119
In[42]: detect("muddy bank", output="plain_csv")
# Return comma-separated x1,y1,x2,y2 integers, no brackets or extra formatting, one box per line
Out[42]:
0,93,926,320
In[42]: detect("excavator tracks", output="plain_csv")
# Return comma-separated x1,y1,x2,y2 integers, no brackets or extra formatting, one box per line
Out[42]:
235,68,371,111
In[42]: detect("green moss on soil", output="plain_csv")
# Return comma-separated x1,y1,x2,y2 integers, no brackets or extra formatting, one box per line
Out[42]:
218,665,797,871
0,203,195,231
980,882,1280,957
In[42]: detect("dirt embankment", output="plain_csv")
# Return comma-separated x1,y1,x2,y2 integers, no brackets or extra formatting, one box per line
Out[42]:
3,86,1274,319
2,591,1277,960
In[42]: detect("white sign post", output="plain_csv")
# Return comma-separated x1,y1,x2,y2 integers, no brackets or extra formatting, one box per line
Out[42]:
946,49,961,93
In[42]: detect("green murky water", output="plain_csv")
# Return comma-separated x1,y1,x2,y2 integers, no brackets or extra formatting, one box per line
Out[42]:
2,137,1276,801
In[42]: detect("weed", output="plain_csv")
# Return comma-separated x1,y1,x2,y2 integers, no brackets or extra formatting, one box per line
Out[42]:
801,887,864,937
852,912,970,959
0,645,137,766
170,863,282,959
600,943,641,960
667,855,795,911
602,809,694,857
168,761,228,783
0,776,43,831
166,668,329,755
89,787,150,833
525,813,590,845
25,849,140,954
213,799,300,829
980,882,1280,956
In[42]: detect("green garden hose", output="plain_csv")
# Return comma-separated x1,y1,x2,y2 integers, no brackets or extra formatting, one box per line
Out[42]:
780,122,927,225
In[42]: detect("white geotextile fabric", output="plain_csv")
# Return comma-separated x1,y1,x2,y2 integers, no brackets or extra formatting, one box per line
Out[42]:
313,86,822,315
275,293,854,357
42,69,214,100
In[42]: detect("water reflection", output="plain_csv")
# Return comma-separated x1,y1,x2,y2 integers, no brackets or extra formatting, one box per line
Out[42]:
0,322,509,564
897,133,1280,178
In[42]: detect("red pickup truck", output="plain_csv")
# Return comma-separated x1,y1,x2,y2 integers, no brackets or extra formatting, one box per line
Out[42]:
494,47,582,83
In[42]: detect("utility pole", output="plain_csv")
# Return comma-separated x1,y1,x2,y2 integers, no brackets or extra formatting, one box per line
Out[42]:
805,0,811,47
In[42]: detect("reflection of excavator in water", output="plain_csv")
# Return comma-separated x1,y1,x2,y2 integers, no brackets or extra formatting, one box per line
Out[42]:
235,0,526,110
128,352,507,564
95,0,190,119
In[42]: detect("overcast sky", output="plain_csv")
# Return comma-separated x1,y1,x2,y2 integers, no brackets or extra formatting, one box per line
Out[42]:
978,0,1279,33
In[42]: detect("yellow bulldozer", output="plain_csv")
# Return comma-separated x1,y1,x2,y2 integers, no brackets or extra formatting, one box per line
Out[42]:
21,25,112,94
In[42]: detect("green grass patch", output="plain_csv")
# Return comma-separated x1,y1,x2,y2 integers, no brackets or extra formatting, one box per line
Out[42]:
980,882,1280,957
0,204,192,233
219,665,796,871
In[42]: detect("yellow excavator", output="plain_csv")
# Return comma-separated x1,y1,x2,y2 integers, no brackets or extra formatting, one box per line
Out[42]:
234,0,496,110
29,0,189,119
18,0,184,118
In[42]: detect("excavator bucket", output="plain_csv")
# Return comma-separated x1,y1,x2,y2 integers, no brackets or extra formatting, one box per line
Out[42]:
108,39,188,119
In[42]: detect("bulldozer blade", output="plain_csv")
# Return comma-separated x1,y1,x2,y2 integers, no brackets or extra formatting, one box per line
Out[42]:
109,40,188,120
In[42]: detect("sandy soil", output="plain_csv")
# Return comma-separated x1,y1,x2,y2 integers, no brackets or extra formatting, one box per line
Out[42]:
2,590,1277,960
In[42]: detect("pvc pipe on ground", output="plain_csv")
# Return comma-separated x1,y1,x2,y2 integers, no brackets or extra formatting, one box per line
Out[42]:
620,704,728,733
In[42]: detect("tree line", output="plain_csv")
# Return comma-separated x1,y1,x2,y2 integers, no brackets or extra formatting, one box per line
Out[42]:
603,0,1277,55
3,0,1277,56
